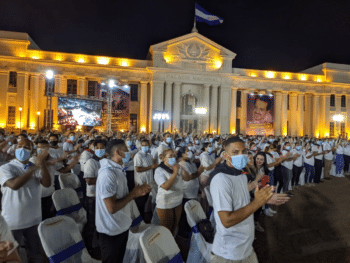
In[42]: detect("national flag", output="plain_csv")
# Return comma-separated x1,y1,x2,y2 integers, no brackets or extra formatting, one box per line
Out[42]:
195,3,223,26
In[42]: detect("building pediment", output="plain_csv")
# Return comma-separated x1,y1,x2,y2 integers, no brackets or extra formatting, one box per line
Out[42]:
149,32,236,73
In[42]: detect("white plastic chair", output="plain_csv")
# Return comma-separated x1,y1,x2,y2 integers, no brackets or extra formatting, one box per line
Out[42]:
185,200,213,263
52,188,87,233
204,186,215,228
123,200,153,263
59,173,83,199
139,226,183,263
38,215,100,263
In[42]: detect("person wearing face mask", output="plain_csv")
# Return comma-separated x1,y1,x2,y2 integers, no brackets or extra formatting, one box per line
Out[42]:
83,139,107,255
80,140,95,172
157,133,174,164
199,143,223,213
193,136,202,154
209,137,289,263
334,138,345,177
150,137,159,164
280,142,296,196
291,142,304,190
304,142,318,186
313,140,325,184
96,139,151,263
0,139,51,263
124,137,138,192
154,149,183,236
134,139,158,221
7,134,26,156
323,138,335,180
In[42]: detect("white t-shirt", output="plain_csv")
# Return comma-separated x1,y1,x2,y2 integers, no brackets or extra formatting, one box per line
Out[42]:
323,143,333,160
49,147,64,161
154,166,183,209
210,173,254,261
84,157,102,197
0,215,18,255
292,149,303,167
150,145,159,164
200,152,215,176
80,150,94,172
0,159,42,230
124,146,138,171
134,151,154,186
281,150,293,170
266,153,275,171
336,146,344,155
95,159,132,236
313,145,323,161
180,161,199,199
157,142,171,164
304,151,315,166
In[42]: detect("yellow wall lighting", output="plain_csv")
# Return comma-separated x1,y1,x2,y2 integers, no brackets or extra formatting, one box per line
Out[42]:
300,74,307,81
283,74,291,80
120,60,129,67
97,57,109,65
77,58,85,63
250,72,257,77
265,71,275,78
31,56,40,60
316,77,323,82
214,60,222,69
140,127,146,132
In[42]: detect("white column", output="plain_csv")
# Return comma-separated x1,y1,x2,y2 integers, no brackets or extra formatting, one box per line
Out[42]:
274,92,282,136
281,92,288,136
297,94,304,136
164,82,172,132
139,81,148,132
150,81,164,133
240,90,248,136
290,93,298,137
219,86,231,134
78,77,87,96
202,84,210,133
325,95,331,137
319,94,326,138
173,82,181,131
210,85,218,133
0,71,8,126
312,94,320,137
230,88,237,134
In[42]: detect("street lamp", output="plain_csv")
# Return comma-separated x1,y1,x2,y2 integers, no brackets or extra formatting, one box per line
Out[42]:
37,111,40,131
19,106,22,133
153,111,170,132
45,69,55,131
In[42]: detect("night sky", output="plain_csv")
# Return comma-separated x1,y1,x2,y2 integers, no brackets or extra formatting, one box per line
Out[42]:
1,0,350,72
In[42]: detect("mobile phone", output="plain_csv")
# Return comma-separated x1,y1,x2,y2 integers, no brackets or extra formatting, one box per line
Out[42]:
260,175,269,187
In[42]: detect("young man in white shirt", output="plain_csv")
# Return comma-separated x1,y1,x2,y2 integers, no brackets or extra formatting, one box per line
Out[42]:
157,132,174,163
210,137,288,263
0,139,51,263
96,139,152,263
134,139,158,221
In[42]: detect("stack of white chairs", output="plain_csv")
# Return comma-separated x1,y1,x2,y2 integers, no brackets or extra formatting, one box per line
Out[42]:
123,200,153,263
185,200,213,263
140,225,184,263
59,173,83,199
204,186,215,228
38,215,100,263
52,188,87,233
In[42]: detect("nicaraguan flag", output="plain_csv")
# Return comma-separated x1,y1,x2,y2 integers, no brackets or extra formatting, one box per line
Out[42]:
195,3,223,26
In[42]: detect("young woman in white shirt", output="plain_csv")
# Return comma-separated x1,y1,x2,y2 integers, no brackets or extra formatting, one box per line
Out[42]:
291,142,304,190
154,149,183,236
335,139,345,177
304,142,317,186
280,142,295,195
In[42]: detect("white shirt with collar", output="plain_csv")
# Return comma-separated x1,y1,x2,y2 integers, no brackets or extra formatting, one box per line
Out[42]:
124,146,138,171
157,141,171,164
291,148,304,167
84,156,102,197
80,150,94,172
323,142,333,160
200,152,215,176
0,159,42,230
313,145,323,161
281,150,293,170
95,159,132,236
336,146,344,155
180,160,199,199
304,151,315,166
134,150,154,186
150,145,159,164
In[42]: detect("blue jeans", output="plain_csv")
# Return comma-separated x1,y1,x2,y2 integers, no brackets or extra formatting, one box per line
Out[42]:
304,163,315,183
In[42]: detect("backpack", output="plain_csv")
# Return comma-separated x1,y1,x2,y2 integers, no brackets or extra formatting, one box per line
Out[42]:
197,219,215,243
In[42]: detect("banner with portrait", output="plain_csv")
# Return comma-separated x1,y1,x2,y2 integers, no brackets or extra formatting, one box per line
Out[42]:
246,94,274,135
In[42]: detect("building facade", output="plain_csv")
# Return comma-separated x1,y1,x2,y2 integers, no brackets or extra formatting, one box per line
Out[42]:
0,30,349,137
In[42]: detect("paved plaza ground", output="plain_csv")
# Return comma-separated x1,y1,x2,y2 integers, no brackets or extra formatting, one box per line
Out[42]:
254,176,350,263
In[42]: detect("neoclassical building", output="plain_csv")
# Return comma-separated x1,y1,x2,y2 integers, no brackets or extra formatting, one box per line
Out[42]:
0,29,349,137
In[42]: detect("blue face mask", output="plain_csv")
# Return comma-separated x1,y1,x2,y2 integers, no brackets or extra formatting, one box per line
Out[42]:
34,145,37,149
8,142,12,146
141,146,149,153
229,154,249,170
122,152,131,164
70,136,75,141
296,146,302,151
208,147,213,153
15,148,31,162
95,149,106,158
269,139,274,143
166,137,172,143
155,141,159,145
286,146,291,151
195,140,199,144
209,138,213,142
126,141,132,147
168,157,176,166
188,146,193,151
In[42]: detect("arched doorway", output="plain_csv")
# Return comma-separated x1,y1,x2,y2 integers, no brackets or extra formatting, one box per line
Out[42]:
180,94,198,133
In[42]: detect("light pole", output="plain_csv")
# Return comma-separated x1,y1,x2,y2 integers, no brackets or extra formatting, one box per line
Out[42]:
19,106,22,133
45,70,55,131
37,111,40,132
153,111,170,132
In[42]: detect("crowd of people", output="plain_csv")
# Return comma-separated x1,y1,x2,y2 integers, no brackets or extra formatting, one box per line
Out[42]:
0,127,347,262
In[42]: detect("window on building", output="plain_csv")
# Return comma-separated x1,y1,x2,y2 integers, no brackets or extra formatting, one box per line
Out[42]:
88,81,98,97
130,84,138,101
44,110,53,129
341,123,346,137
67,79,77,94
45,79,55,95
287,94,290,110
9,72,17,87
130,113,137,128
7,106,15,125
330,122,335,137
237,91,241,108
341,95,346,108
236,119,240,135
330,94,335,107
181,94,197,115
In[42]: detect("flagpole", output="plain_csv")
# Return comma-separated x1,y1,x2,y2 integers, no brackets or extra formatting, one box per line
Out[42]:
192,2,198,32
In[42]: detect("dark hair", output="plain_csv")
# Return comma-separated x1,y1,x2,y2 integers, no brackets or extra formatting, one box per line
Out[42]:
88,140,95,146
69,131,75,135
49,134,59,140
94,139,107,147
202,142,211,152
223,136,244,149
151,137,157,146
38,140,49,145
18,134,28,139
141,139,150,146
176,147,187,159
254,152,269,175
106,139,125,157
253,96,273,111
